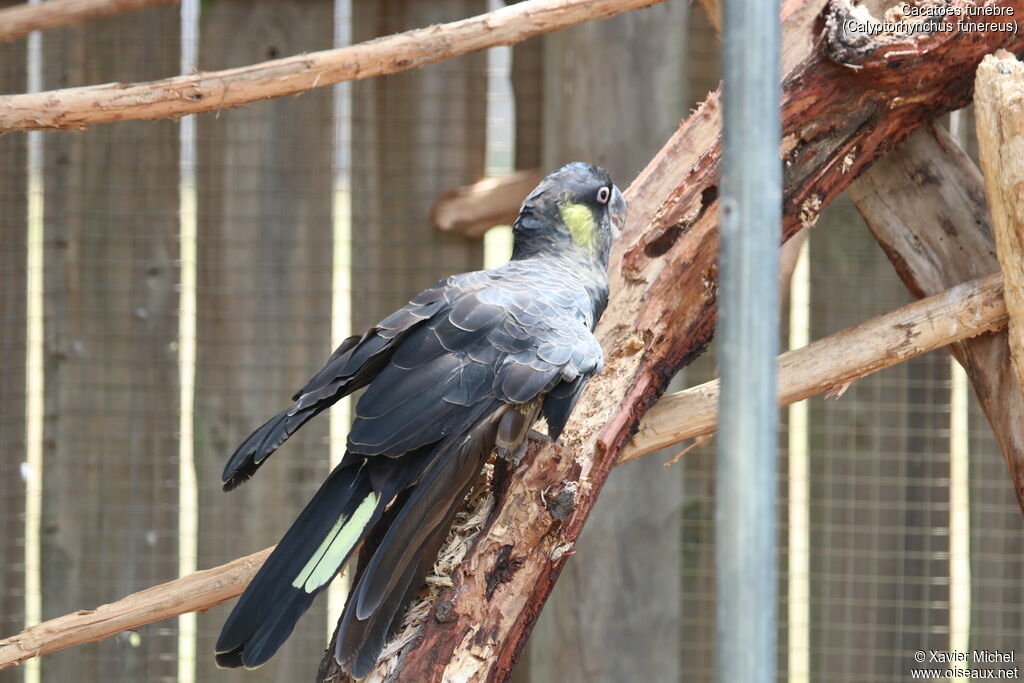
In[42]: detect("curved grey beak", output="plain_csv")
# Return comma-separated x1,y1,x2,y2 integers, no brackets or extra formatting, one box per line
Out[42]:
609,185,626,238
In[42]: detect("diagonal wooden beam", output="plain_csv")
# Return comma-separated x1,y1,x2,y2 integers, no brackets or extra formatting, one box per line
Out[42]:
431,169,541,238
623,272,1007,462
0,549,271,670
0,0,665,132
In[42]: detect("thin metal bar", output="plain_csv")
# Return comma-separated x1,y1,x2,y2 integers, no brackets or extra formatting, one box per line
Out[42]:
716,0,781,678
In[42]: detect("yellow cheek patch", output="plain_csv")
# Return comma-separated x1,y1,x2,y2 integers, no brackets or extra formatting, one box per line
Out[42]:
560,202,597,254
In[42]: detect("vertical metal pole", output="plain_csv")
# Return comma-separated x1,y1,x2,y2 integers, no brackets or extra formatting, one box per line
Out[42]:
717,0,781,679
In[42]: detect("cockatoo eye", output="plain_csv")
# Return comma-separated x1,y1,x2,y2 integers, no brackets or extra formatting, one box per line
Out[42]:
596,186,611,204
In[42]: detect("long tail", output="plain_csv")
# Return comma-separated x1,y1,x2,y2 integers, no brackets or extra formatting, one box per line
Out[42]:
335,411,501,678
215,461,381,669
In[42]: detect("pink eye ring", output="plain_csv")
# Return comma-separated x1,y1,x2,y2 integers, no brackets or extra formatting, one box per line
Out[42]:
596,186,611,204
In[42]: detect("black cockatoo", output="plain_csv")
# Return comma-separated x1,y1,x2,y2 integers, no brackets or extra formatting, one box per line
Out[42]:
215,162,626,678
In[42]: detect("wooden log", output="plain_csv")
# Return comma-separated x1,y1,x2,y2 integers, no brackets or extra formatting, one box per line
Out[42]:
38,8,180,681
0,0,175,43
431,170,541,238
975,51,1024,401
386,2,1024,679
0,550,271,670
191,2,336,682
848,123,1024,509
0,272,1008,672
0,0,666,132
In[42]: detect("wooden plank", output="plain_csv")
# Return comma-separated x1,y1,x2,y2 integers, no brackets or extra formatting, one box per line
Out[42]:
38,6,180,682
0,5,27,679
678,9,720,678
527,5,687,682
968,403,1024,653
349,0,486,333
511,27,543,173
192,1,335,682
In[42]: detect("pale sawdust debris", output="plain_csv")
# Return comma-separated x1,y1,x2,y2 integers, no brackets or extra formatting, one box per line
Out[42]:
841,147,858,174
362,466,496,683
800,195,822,229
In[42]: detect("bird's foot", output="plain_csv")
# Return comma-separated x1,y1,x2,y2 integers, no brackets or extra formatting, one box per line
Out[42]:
495,439,529,466
527,428,552,444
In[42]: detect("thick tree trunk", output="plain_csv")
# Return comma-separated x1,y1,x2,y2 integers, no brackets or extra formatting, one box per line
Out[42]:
345,2,1024,680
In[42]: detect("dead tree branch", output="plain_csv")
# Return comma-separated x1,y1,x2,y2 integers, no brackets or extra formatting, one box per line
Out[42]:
0,270,1008,670
848,122,1024,510
0,0,664,132
0,0,175,43
622,272,1006,462
0,549,271,670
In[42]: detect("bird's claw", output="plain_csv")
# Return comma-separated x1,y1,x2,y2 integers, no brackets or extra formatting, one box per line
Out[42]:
527,428,552,444
495,439,529,466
